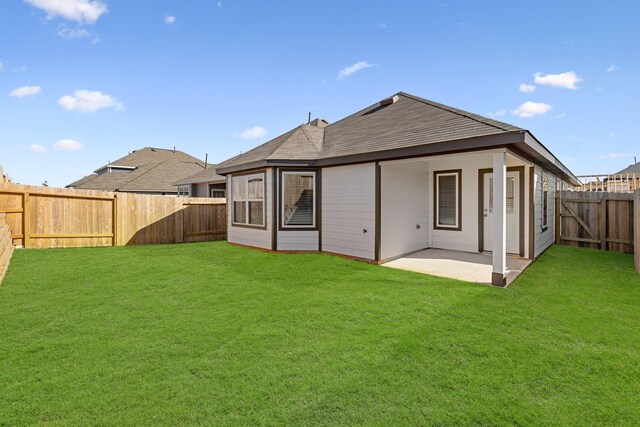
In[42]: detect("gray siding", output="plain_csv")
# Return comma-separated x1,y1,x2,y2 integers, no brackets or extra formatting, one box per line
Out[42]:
533,164,556,257
321,163,376,260
192,183,209,197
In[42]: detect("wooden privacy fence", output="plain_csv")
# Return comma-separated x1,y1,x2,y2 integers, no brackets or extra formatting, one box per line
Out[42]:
0,183,226,249
555,190,635,254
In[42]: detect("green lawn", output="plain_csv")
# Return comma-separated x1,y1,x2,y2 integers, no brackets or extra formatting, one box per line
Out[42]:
0,243,639,425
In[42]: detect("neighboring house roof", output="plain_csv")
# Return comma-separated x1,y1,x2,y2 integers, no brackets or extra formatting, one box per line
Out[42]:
174,164,225,186
67,147,206,193
614,162,640,175
216,92,579,185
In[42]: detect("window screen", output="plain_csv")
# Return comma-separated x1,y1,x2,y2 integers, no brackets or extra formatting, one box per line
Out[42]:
282,172,315,227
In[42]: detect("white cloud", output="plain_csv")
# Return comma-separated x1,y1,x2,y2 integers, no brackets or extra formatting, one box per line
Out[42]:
24,0,107,23
57,25,90,39
30,144,47,154
512,101,552,118
0,59,4,72
54,139,84,151
337,61,374,80
606,65,619,72
14,64,27,73
608,132,615,137
488,110,505,117
533,71,582,90
598,153,628,159
519,83,536,93
58,90,123,112
234,126,267,140
164,15,175,24
217,1,222,8
9,85,42,97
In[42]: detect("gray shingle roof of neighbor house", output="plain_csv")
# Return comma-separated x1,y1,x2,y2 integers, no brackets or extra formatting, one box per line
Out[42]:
173,164,225,186
67,147,206,193
615,161,640,175
216,92,580,185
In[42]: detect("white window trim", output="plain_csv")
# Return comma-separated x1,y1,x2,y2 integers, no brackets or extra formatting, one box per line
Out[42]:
542,173,549,231
281,171,316,229
231,173,265,228
435,171,460,229
177,185,190,197
210,188,226,198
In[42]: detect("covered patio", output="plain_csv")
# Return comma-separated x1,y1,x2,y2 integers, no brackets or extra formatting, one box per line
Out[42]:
382,248,531,286
380,150,533,286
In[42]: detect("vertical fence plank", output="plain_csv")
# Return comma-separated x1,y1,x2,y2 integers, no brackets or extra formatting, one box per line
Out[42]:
112,195,118,247
635,189,639,273
600,198,606,250
23,192,30,248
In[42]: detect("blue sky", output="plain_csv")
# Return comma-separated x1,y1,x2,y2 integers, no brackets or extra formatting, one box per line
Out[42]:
1,0,638,187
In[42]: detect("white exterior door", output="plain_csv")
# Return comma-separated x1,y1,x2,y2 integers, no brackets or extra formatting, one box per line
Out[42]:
483,172,519,254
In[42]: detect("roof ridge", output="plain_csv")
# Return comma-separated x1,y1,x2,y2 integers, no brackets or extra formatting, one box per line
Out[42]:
299,124,324,150
397,92,518,133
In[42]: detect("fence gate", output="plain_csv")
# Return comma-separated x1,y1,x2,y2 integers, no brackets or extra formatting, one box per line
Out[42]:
556,191,634,253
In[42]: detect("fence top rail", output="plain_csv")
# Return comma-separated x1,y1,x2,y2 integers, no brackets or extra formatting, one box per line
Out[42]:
558,190,634,201
577,173,640,180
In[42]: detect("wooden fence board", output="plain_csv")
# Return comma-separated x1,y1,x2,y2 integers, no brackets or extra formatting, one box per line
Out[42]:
0,183,226,249
556,191,634,254
635,190,640,272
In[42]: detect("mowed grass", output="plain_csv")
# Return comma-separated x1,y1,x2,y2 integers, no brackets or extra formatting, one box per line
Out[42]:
0,243,639,425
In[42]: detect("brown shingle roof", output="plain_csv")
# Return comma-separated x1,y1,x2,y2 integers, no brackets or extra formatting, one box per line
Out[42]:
216,124,324,170
217,92,524,172
67,147,206,193
615,162,640,175
174,164,225,186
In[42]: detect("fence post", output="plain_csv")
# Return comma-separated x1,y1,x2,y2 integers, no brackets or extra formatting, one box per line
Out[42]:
23,192,30,248
634,189,639,273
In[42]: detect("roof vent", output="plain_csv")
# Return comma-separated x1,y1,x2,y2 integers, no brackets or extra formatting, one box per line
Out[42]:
380,95,399,106
308,118,329,128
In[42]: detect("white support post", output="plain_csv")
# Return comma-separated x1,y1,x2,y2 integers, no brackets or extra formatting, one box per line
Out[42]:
492,152,507,287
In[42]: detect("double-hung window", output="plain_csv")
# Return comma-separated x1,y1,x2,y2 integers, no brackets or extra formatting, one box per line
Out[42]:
177,185,190,197
232,173,265,227
434,170,461,230
281,171,315,228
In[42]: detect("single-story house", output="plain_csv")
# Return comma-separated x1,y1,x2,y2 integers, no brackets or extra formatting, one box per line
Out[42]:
67,147,207,195
174,165,226,198
216,92,579,286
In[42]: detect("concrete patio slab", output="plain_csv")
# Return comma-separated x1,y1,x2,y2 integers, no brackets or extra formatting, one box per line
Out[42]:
382,248,531,286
